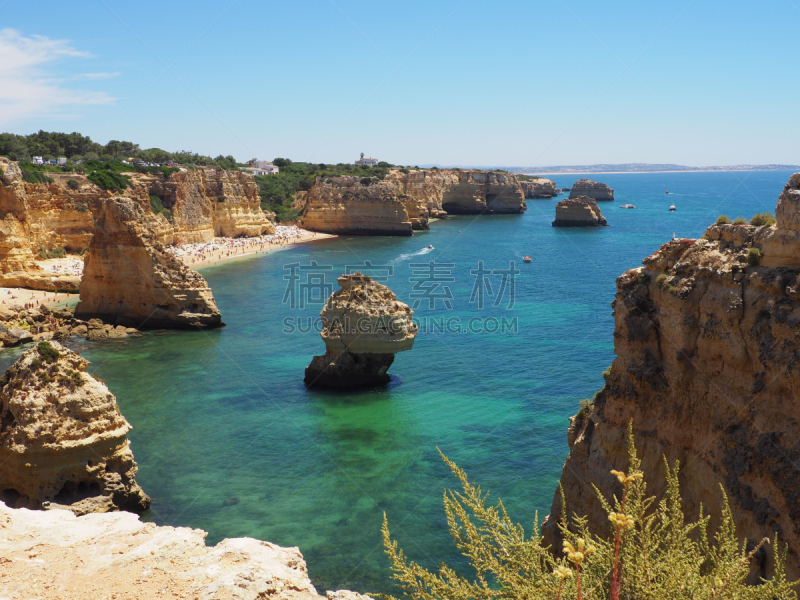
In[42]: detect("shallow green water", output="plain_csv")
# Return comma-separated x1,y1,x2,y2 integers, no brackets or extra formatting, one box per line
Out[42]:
2,170,791,593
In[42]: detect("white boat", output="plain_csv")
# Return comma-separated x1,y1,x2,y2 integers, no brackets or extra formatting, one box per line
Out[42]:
522,256,532,263
669,204,676,211
619,204,637,209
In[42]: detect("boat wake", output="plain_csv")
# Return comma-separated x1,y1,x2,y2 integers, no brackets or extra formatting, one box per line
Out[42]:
390,246,434,264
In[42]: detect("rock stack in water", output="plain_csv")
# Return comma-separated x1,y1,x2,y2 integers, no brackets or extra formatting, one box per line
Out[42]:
568,178,614,201
520,178,558,199
0,341,149,514
552,196,608,227
75,197,222,329
305,273,418,388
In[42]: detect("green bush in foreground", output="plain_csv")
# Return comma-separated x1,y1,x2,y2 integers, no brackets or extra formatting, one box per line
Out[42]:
381,428,796,600
716,215,731,225
733,217,747,225
87,168,129,191
37,245,66,260
750,212,776,227
149,194,164,214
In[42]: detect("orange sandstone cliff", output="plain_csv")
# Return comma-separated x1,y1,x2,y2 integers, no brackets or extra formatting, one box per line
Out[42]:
74,198,222,329
543,173,800,578
298,169,526,235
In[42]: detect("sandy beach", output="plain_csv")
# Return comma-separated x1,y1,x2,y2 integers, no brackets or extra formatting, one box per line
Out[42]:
169,226,335,269
0,287,78,310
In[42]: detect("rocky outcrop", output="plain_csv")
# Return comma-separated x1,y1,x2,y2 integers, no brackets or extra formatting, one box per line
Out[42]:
0,159,273,291
520,178,558,198
552,196,607,227
74,198,222,329
299,177,414,236
0,501,373,600
299,169,526,235
568,178,614,201
305,273,418,388
0,342,149,514
543,174,800,578
131,167,274,243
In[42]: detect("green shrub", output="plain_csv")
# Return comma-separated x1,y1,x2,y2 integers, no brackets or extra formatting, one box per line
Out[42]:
748,247,762,266
656,273,668,288
161,209,173,221
381,428,797,600
400,168,410,174
149,194,164,214
218,194,226,203
716,214,731,225
360,177,373,186
733,217,747,225
37,341,60,364
750,212,776,227
637,272,650,284
87,169,129,191
67,179,80,190
77,205,88,212
602,366,611,380
37,245,66,259
21,169,53,184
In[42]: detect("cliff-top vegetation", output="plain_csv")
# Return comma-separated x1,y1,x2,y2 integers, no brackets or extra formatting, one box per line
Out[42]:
382,429,797,600
0,130,240,170
255,157,394,222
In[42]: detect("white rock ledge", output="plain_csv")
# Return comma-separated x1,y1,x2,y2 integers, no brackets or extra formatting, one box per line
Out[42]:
0,502,372,600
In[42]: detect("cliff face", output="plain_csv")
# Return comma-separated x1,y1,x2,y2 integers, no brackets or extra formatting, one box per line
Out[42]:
543,174,800,578
520,178,558,198
133,167,274,243
568,178,614,201
552,196,607,227
0,159,273,290
300,176,414,236
305,273,418,388
0,342,149,514
0,502,372,600
74,198,222,329
299,169,526,235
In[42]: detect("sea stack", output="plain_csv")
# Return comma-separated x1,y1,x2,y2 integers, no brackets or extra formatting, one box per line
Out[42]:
568,178,614,201
75,197,222,329
304,273,418,388
519,178,558,199
552,196,608,227
0,341,150,514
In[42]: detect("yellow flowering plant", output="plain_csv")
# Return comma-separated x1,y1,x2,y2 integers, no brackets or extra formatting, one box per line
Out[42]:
380,427,797,600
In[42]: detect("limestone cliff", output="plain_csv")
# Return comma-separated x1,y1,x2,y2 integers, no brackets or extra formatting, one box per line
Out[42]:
75,198,222,329
520,178,558,198
299,176,413,236
552,196,607,227
543,174,800,578
0,341,149,514
0,502,372,600
305,273,418,387
0,159,273,290
568,178,614,201
299,169,526,235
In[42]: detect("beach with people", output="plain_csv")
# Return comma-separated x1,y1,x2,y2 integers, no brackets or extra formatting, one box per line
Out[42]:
167,225,334,268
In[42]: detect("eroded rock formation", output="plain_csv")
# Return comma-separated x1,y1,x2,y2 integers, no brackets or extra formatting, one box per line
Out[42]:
0,159,273,290
305,273,418,387
543,174,800,578
0,341,149,514
299,169,526,235
520,178,558,198
74,198,222,329
552,196,608,227
568,178,614,201
0,501,373,600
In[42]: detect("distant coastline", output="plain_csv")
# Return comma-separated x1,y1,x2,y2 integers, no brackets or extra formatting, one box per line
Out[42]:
420,163,800,175
523,168,800,176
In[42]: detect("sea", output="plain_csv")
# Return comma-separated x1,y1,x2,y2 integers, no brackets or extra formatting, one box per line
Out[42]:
0,170,792,594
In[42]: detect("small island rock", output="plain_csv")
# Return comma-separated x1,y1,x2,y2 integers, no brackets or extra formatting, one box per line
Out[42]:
552,196,608,227
305,273,418,388
568,178,614,201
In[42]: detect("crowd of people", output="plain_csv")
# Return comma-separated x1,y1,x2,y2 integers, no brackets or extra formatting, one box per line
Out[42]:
167,225,320,267
44,259,84,278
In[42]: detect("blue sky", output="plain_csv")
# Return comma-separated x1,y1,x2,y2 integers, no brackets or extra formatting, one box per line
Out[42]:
1,0,799,166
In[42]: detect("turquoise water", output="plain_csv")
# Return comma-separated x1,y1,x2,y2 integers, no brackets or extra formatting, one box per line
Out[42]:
0,170,792,593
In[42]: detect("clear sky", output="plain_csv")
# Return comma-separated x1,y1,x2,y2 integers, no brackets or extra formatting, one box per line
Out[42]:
1,0,799,167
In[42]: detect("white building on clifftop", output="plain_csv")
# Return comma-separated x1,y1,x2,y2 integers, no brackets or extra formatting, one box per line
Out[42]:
355,153,378,166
